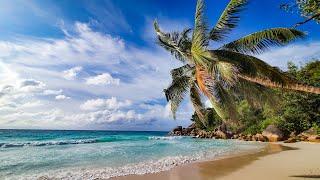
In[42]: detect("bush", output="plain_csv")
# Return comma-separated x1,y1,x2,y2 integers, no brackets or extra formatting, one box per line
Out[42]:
312,123,320,135
191,108,222,131
237,100,264,134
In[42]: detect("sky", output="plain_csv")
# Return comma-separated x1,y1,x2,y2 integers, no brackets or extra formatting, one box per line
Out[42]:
0,0,319,131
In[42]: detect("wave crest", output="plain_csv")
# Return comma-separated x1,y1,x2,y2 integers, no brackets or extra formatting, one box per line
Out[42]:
27,155,203,180
0,139,97,148
148,136,184,140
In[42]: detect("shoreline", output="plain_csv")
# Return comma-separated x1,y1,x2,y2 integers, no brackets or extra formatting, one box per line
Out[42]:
113,142,320,180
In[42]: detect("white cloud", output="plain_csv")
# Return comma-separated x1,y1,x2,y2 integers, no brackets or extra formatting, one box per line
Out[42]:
0,21,189,130
19,79,46,93
257,42,320,69
62,66,82,80
55,94,71,100
85,73,120,85
80,97,131,111
43,89,63,95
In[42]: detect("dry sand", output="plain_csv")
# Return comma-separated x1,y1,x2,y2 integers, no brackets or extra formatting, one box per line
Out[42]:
113,142,320,180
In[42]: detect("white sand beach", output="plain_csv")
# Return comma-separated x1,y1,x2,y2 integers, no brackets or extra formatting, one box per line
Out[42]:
114,142,320,180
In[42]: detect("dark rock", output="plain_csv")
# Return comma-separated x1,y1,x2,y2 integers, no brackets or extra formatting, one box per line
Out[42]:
289,132,297,138
215,130,227,139
232,134,239,139
255,133,267,142
284,137,297,143
187,123,196,129
262,125,284,142
302,128,318,136
173,126,182,132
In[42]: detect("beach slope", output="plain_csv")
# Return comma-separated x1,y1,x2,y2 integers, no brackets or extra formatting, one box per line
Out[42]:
114,142,320,180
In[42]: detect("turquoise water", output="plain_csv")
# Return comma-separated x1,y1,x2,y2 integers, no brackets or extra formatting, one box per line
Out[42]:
0,129,264,179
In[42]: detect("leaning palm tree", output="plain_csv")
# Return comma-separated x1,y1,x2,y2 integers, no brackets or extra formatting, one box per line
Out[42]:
154,0,320,125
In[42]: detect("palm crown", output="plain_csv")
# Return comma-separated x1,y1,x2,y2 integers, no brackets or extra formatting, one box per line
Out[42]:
154,0,320,125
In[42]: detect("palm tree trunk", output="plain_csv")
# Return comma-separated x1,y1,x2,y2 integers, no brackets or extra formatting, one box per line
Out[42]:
238,75,320,94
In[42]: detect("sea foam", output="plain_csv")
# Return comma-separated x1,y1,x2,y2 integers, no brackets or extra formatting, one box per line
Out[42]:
25,155,206,180
0,139,97,148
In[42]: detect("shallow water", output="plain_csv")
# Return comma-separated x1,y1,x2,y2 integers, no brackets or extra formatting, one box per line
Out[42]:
0,129,265,179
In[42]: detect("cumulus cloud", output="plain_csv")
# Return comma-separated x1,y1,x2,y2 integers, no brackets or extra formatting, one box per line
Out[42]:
62,66,83,80
0,21,187,130
85,73,120,85
80,97,131,111
43,89,63,95
257,42,320,69
19,79,46,93
55,94,71,100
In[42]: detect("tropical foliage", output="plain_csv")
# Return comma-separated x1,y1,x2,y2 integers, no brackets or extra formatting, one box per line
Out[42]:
281,0,320,26
154,0,320,127
191,61,320,135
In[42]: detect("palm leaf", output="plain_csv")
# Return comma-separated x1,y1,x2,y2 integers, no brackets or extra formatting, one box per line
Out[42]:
191,0,215,70
210,0,248,41
211,50,292,85
192,0,208,49
220,28,305,54
233,79,279,109
170,64,194,79
190,84,206,125
195,66,237,121
213,61,239,87
154,20,191,62
164,75,191,119
211,82,238,121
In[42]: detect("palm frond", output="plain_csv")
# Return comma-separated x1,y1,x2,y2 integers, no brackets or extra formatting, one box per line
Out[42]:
191,0,215,69
195,66,237,121
233,79,279,109
190,84,206,125
211,50,292,85
170,64,194,79
213,61,239,87
154,20,192,62
210,0,248,41
211,82,238,121
220,28,305,54
192,0,209,49
164,75,191,119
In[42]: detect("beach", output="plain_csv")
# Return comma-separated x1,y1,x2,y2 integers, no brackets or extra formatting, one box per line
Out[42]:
114,142,320,180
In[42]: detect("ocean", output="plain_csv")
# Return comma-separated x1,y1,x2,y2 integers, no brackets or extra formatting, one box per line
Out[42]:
0,129,265,179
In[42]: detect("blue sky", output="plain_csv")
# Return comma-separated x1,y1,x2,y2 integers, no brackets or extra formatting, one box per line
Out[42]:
0,0,320,130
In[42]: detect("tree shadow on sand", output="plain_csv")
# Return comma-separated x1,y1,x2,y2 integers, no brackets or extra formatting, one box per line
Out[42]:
290,175,320,178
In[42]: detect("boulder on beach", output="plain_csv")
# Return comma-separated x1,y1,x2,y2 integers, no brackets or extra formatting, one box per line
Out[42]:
307,135,320,143
255,133,267,142
262,125,284,142
302,127,318,136
215,130,227,139
284,137,297,143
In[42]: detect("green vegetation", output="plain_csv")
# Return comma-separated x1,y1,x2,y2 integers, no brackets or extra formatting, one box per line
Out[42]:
281,0,320,26
191,61,320,135
154,0,320,128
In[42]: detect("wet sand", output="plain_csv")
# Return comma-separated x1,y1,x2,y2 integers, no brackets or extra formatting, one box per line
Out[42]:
113,142,320,180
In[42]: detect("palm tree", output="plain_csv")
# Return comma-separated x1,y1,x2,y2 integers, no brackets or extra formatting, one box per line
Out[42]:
154,0,320,125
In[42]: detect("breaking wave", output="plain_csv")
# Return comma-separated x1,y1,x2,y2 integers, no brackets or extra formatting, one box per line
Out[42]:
25,154,212,180
0,139,98,148
0,136,185,148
